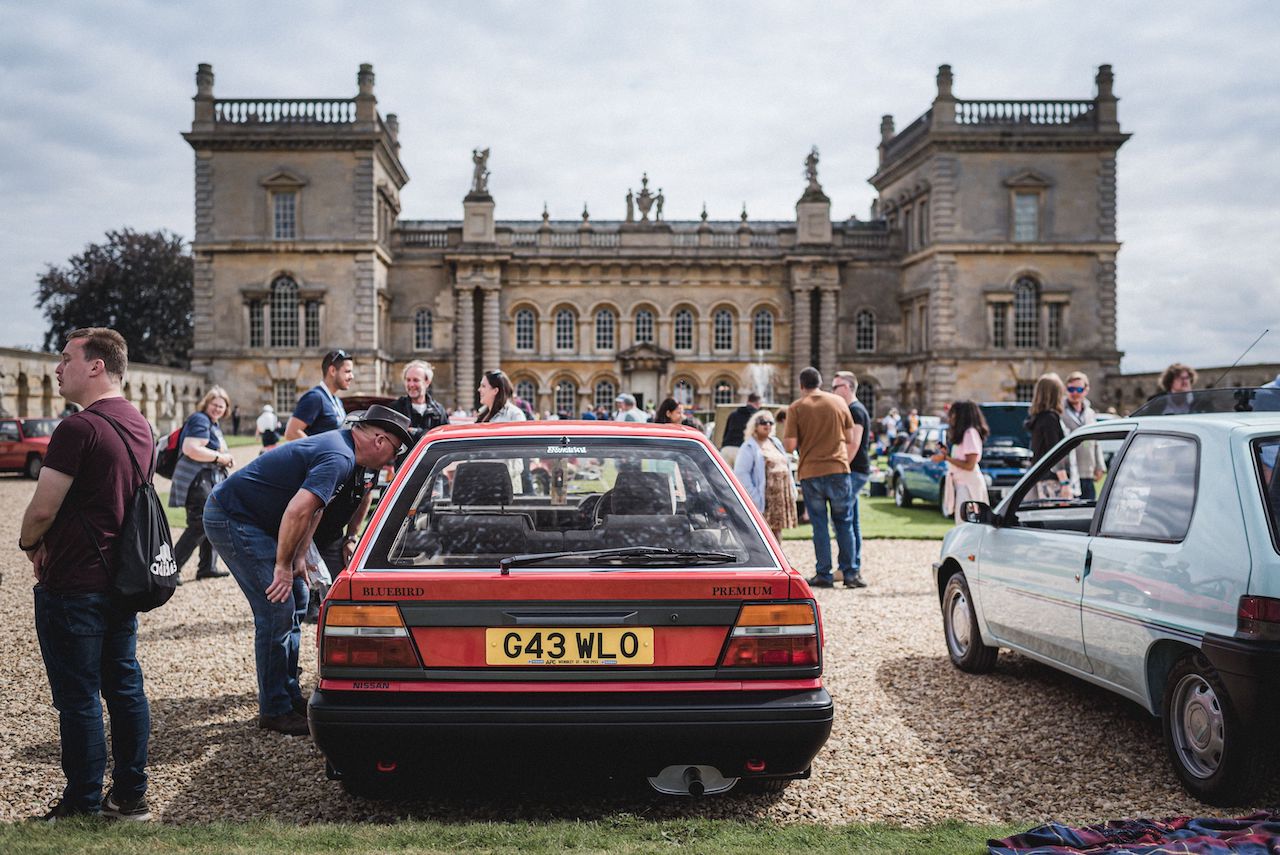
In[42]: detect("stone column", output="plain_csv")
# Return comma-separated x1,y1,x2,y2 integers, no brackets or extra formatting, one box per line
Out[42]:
818,287,838,381
455,284,476,410
791,286,812,384
481,285,501,371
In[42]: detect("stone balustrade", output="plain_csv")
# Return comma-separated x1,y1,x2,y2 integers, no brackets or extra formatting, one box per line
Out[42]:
955,99,1096,126
213,98,357,124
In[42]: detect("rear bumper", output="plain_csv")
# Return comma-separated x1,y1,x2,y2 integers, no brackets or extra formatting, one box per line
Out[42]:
310,686,834,780
1200,633,1280,729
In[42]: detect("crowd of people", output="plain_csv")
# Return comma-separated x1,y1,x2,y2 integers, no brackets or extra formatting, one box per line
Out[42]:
20,326,1209,821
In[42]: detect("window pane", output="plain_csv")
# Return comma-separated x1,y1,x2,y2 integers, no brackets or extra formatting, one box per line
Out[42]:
673,379,694,406
713,381,735,406
1100,434,1199,541
635,310,655,344
415,308,433,351
1047,303,1064,349
556,310,575,350
304,301,320,348
752,310,773,352
269,276,299,348
1013,278,1040,348
713,310,733,351
515,380,535,403
274,192,296,240
274,378,297,415
595,310,615,350
594,380,616,411
855,310,876,353
1255,438,1280,553
674,310,693,351
554,381,576,414
991,303,1007,349
856,383,875,413
249,301,263,348
1015,380,1035,402
1014,192,1038,242
515,309,534,351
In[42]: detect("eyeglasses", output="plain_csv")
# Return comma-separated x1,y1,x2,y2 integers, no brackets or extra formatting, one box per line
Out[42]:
1066,386,1086,393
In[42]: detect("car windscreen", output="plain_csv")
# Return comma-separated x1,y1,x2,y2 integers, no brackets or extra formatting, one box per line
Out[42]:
21,419,60,437
366,437,776,569
980,404,1030,448
1254,435,1280,553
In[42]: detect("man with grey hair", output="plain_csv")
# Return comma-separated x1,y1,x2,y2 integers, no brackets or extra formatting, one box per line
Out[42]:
614,393,649,422
389,359,448,442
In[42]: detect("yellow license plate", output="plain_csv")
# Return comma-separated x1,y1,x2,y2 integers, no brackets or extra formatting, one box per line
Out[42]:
485,627,654,666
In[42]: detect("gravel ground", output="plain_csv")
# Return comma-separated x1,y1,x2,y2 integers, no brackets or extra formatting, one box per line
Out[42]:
1,470,1276,826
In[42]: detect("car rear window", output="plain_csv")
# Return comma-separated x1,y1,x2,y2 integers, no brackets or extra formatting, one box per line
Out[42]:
1254,436,1280,552
365,437,777,569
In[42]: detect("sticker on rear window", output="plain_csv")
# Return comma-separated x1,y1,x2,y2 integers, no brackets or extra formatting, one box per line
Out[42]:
546,445,587,454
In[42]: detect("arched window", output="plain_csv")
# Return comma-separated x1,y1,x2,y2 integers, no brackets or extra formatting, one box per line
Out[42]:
713,379,736,406
515,309,535,352
414,308,433,351
753,309,774,352
673,379,695,406
594,379,616,411
554,380,577,414
515,379,536,403
269,275,299,347
673,309,694,351
855,310,876,353
713,309,734,351
595,309,615,350
555,309,576,351
1013,277,1040,348
856,383,876,413
634,309,655,344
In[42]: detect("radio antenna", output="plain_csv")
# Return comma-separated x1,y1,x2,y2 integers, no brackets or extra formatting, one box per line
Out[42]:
1207,329,1269,389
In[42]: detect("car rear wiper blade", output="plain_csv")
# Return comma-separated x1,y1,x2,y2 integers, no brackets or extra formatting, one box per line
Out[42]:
500,546,736,574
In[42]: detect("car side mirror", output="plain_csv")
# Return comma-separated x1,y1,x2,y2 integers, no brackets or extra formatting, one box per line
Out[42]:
961,501,996,526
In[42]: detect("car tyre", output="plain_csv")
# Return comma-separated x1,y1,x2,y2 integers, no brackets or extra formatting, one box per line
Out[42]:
25,454,42,480
941,572,997,673
1161,651,1268,806
893,477,912,507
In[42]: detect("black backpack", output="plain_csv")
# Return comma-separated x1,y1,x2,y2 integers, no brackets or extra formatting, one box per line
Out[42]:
82,410,178,612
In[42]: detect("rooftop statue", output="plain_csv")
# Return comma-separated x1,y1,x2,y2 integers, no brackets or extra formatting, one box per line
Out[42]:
471,148,490,194
805,146,822,192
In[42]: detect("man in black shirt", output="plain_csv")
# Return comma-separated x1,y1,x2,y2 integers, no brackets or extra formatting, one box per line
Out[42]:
720,393,761,462
389,360,449,442
832,371,872,588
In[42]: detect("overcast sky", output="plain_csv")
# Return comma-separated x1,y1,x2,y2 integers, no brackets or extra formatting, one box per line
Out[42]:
2,0,1277,372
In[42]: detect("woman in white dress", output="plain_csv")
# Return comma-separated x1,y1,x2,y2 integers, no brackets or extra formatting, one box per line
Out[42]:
931,400,990,523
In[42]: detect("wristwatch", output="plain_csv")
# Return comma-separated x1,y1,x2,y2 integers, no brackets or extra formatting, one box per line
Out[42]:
19,537,41,552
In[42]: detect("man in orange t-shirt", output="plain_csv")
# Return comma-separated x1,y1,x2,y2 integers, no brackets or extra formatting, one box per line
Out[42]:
784,367,857,588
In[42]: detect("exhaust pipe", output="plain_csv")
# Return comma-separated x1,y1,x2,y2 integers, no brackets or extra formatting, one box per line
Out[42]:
683,766,704,797
648,764,738,795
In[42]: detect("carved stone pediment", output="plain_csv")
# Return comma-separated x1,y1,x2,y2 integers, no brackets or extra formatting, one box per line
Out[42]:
1003,169,1054,188
618,343,674,372
259,169,308,189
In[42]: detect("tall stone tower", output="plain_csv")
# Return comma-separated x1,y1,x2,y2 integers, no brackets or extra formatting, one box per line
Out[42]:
870,65,1129,410
182,63,408,414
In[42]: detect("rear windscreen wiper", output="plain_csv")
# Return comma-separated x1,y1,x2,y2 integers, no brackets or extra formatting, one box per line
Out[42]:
500,546,736,574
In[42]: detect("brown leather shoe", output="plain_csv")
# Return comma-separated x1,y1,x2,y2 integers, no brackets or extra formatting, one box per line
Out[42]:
257,710,310,736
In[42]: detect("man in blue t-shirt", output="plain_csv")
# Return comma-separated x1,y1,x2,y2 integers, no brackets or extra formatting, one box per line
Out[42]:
203,405,411,736
284,349,353,440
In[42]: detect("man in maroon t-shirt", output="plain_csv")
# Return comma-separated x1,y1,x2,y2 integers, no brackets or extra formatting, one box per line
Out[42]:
20,328,154,822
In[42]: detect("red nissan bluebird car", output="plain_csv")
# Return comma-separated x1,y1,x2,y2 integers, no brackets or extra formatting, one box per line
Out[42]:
309,421,834,797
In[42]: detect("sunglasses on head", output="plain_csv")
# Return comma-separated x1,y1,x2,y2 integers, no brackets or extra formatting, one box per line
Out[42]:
1066,385,1086,393
323,349,351,370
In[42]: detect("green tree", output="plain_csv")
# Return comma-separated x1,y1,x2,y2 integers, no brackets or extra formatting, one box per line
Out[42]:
36,228,193,368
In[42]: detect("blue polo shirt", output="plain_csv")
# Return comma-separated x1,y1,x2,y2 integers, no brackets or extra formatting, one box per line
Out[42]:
210,430,356,536
293,384,345,435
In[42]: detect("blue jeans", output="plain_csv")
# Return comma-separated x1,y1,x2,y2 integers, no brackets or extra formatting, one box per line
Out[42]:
800,472,855,581
34,587,149,812
848,470,871,575
203,496,308,717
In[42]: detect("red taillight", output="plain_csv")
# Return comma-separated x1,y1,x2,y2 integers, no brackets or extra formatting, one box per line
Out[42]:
719,602,819,668
322,604,420,668
1238,595,1280,640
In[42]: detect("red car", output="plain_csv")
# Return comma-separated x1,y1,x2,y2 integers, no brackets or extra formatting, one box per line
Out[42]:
0,417,60,479
309,421,833,797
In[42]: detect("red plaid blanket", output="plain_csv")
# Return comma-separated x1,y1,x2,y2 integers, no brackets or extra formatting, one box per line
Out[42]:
989,813,1280,854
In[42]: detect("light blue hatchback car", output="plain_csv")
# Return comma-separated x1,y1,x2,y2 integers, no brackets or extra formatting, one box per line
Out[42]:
933,388,1280,805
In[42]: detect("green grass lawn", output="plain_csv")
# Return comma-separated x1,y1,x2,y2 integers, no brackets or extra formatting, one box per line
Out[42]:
782,495,953,541
0,817,1020,854
224,434,260,448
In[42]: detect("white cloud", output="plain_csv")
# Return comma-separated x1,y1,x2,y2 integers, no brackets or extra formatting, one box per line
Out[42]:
1,0,1277,372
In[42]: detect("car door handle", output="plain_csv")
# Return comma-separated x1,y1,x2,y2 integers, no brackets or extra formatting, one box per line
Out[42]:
1078,548,1093,583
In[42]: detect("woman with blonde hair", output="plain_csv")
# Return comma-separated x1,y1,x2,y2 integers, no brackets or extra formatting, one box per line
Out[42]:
1023,373,1073,500
170,386,235,581
733,410,796,538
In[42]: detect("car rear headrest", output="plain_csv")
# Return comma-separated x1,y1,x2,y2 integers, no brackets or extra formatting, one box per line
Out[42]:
452,461,513,506
610,470,675,515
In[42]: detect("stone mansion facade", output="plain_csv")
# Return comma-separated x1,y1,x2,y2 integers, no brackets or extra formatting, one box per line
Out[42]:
184,63,1128,417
